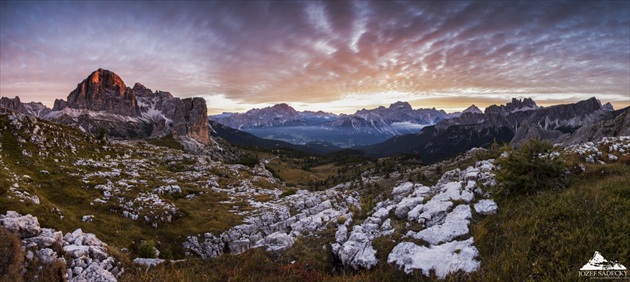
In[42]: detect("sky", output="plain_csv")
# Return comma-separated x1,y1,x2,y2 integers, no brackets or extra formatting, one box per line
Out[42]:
1,1,629,114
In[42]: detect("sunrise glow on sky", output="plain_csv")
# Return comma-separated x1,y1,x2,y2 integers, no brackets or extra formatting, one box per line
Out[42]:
1,1,629,114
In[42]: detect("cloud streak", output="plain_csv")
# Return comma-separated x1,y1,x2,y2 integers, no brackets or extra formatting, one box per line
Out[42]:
1,1,628,113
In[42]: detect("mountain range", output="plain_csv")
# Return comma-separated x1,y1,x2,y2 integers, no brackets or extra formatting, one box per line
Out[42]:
209,101,456,147
1,68,628,164
359,97,627,163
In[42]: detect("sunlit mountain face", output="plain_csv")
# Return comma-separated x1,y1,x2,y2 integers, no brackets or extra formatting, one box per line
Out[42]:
1,1,628,113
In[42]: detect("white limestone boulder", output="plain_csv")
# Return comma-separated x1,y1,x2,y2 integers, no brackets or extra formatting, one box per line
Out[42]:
474,199,498,215
0,211,41,237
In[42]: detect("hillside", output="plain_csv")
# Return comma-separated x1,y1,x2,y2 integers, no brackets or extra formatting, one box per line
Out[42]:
209,120,341,155
2,108,629,281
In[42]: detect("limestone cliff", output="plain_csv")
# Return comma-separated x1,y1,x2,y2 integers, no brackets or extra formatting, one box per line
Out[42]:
41,68,211,144
173,98,210,144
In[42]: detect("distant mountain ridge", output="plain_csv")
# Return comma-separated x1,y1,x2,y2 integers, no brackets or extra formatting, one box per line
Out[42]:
213,103,336,128
209,101,457,147
358,97,625,163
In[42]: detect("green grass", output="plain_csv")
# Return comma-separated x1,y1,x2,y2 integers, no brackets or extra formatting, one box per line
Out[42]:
470,163,630,280
0,114,250,260
147,134,182,150
117,162,630,281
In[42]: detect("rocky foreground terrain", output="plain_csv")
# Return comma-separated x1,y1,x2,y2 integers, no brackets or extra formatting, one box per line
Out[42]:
1,103,629,280
1,211,122,281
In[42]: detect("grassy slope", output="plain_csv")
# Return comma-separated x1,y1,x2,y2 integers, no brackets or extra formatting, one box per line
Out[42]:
120,162,630,281
471,163,630,281
0,115,248,259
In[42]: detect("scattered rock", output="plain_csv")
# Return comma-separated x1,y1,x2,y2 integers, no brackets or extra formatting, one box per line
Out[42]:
0,211,122,281
0,211,41,237
332,159,497,275
474,199,498,215
263,232,295,252
133,258,166,267
388,238,480,278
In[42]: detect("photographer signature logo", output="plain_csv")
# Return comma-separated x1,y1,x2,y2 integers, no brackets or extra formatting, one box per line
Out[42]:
579,251,627,280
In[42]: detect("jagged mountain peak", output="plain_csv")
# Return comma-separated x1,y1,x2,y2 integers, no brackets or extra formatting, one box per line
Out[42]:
133,82,148,90
1,96,51,117
246,103,298,115
0,96,27,114
462,104,483,114
483,97,540,115
602,102,615,111
505,97,538,112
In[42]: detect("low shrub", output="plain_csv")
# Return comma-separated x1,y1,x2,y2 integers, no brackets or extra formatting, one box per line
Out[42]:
473,139,510,161
494,138,568,195
137,240,158,259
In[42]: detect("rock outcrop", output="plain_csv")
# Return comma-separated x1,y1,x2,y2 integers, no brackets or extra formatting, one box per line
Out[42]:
0,211,122,281
560,108,630,145
64,68,140,116
173,98,210,144
52,99,67,111
332,160,498,276
0,211,41,237
0,96,28,114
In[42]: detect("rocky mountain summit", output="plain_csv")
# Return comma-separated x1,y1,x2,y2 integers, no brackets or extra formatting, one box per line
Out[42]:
462,104,483,114
56,68,140,116
0,96,28,114
2,69,210,145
